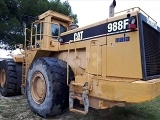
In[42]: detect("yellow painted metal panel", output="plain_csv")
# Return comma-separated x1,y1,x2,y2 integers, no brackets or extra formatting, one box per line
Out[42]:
12,54,23,63
89,78,160,103
102,45,107,77
88,46,102,75
107,31,142,79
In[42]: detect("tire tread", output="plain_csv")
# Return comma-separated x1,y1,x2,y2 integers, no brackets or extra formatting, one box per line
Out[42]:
26,57,74,118
0,59,22,96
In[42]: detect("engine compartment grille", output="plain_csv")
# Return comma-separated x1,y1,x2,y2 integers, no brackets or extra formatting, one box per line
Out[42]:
143,22,160,77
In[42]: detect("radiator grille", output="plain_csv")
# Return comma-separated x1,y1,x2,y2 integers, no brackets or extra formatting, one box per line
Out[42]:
143,22,160,77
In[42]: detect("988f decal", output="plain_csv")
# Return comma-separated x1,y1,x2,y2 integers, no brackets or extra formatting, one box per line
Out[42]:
107,16,137,35
108,19,129,32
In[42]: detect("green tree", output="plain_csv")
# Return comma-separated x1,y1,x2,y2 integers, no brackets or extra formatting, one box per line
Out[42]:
0,0,78,46
49,0,78,23
0,0,23,45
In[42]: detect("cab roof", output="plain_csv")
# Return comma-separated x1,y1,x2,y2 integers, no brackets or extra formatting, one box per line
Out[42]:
38,10,73,23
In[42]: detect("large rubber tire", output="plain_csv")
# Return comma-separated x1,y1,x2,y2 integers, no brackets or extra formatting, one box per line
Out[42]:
0,59,22,96
16,63,22,94
26,57,74,118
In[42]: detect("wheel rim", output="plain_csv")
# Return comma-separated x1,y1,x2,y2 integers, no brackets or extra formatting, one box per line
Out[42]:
0,69,6,88
31,72,46,104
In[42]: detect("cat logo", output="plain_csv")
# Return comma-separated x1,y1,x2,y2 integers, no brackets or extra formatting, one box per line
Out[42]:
74,31,83,41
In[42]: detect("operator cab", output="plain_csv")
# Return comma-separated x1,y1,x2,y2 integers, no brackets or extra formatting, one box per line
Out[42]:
29,10,73,50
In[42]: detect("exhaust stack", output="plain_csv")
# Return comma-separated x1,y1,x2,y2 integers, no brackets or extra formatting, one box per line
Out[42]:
109,0,116,17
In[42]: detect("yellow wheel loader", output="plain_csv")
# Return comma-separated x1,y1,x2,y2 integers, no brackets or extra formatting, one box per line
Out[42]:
1,0,160,118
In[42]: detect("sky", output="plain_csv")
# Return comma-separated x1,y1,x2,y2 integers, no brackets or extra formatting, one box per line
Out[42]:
64,0,160,27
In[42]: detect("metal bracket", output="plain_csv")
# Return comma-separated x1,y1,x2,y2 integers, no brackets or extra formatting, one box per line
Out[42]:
69,82,89,114
21,85,26,94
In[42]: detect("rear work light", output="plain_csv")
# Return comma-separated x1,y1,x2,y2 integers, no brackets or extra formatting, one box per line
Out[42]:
128,16,137,30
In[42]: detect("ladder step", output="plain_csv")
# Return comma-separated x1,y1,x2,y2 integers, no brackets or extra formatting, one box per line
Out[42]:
26,40,31,42
71,95,83,101
71,83,84,87
69,91,89,115
70,108,87,115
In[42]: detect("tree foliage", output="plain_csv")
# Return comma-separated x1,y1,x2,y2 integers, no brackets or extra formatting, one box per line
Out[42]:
0,0,78,46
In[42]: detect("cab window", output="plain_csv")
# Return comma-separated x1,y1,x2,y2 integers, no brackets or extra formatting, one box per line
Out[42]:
51,24,59,38
60,24,67,33
51,23,67,39
36,23,43,40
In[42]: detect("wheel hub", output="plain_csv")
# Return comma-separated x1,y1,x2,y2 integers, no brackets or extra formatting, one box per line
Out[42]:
0,69,6,88
31,72,46,104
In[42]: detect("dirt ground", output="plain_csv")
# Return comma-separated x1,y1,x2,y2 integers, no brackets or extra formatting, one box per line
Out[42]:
0,94,160,120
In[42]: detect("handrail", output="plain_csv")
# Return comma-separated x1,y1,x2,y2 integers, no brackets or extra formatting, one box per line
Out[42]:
113,7,140,16
138,7,157,24
31,34,57,38
31,20,64,38
113,7,157,24
24,28,31,50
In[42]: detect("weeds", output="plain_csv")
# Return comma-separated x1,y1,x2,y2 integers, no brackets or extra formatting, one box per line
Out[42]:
0,95,160,120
